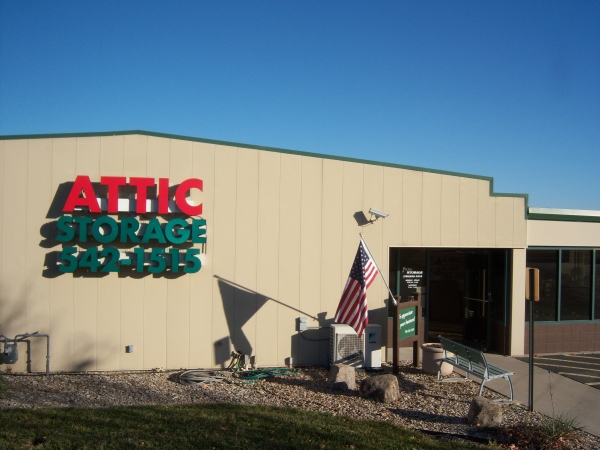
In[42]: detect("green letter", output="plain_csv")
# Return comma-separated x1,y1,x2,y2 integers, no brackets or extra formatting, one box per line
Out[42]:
79,246,100,272
184,248,201,273
134,247,145,272
169,248,180,273
141,218,166,244
58,247,78,272
92,216,118,244
165,218,191,244
56,216,75,242
73,216,92,242
120,217,140,243
191,219,206,243
148,248,166,273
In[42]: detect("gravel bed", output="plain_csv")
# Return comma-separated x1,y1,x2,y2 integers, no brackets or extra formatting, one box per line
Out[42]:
1,362,598,448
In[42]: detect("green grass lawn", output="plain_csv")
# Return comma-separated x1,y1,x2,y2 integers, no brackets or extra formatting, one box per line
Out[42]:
0,403,494,449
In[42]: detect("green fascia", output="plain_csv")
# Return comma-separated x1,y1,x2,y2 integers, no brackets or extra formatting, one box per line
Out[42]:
527,213,600,223
528,246,598,250
0,129,529,207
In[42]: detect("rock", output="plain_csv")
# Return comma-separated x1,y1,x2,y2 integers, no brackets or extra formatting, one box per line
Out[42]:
359,374,399,403
467,396,502,427
327,364,355,390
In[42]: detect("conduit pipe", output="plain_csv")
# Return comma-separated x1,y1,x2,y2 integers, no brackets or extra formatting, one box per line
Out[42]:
0,331,50,376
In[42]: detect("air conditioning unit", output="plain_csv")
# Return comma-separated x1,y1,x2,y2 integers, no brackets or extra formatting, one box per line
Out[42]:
330,323,381,368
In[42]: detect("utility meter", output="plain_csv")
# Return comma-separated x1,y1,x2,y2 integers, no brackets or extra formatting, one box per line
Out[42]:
0,343,18,364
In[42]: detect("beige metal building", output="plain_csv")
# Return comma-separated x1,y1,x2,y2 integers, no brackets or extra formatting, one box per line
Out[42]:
0,131,599,373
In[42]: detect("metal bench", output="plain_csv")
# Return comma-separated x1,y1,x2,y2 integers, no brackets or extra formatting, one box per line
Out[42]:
437,335,515,402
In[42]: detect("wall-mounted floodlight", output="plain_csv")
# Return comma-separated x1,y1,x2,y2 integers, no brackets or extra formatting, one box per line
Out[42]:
368,208,389,222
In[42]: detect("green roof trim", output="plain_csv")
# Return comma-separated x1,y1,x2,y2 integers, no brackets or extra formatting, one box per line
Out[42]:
528,214,600,223
0,129,529,207
528,207,600,223
528,213,600,223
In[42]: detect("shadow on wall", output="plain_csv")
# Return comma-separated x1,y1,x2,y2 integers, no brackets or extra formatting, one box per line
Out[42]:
213,276,391,368
0,282,95,373
214,276,326,368
214,276,268,365
46,182,74,220
353,211,370,227
0,297,43,373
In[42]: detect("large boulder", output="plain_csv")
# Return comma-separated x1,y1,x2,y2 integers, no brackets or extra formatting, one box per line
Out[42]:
359,374,399,403
328,364,356,390
467,396,503,427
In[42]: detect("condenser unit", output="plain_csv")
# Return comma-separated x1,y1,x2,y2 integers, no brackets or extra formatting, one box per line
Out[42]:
329,323,381,368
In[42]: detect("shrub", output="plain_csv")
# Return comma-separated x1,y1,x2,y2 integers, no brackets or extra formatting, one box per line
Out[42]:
500,414,581,450
0,373,9,395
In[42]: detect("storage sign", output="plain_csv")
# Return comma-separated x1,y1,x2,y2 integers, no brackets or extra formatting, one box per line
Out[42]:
56,175,206,274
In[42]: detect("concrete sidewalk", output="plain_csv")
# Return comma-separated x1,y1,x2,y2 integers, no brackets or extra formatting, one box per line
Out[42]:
477,353,600,437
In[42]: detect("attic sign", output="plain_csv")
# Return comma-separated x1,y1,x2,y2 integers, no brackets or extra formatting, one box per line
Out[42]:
56,175,206,274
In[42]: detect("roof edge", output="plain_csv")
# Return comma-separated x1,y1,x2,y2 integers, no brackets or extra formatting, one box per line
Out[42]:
0,129,529,204
528,207,600,223
528,213,600,223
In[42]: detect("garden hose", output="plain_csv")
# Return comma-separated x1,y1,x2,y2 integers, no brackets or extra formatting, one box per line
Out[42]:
230,353,300,384
178,370,229,387
178,351,300,386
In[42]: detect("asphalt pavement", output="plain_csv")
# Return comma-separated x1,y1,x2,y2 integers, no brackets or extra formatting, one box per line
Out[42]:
481,353,600,438
516,353,600,390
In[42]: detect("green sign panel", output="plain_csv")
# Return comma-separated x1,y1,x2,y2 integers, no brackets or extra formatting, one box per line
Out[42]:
399,306,417,340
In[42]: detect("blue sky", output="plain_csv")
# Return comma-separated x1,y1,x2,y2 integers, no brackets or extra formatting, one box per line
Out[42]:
1,1,599,209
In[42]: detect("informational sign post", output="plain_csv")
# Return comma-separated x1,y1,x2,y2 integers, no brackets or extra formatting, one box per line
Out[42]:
526,267,540,412
392,298,422,374
399,306,417,340
393,261,426,374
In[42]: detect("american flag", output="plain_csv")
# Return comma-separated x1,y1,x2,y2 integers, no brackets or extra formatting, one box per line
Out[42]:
334,241,378,337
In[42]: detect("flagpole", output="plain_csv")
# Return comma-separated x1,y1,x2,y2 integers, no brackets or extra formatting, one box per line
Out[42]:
359,232,397,306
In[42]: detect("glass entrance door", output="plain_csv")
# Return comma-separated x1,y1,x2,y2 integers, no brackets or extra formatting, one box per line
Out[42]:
392,247,508,353
463,252,492,351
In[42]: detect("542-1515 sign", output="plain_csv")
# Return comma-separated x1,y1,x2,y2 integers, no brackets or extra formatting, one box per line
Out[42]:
56,175,206,274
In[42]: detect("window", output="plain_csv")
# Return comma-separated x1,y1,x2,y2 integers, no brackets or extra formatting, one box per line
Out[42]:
526,250,558,322
491,250,508,323
398,248,427,303
594,250,600,320
560,250,592,320
526,248,599,323
388,248,427,317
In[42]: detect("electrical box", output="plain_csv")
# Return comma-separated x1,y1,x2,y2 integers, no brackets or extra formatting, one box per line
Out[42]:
364,324,382,368
297,317,308,331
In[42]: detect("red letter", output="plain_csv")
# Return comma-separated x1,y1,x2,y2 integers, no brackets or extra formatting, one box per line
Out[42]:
101,176,127,213
175,178,203,215
63,175,101,213
129,177,155,214
158,178,170,214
